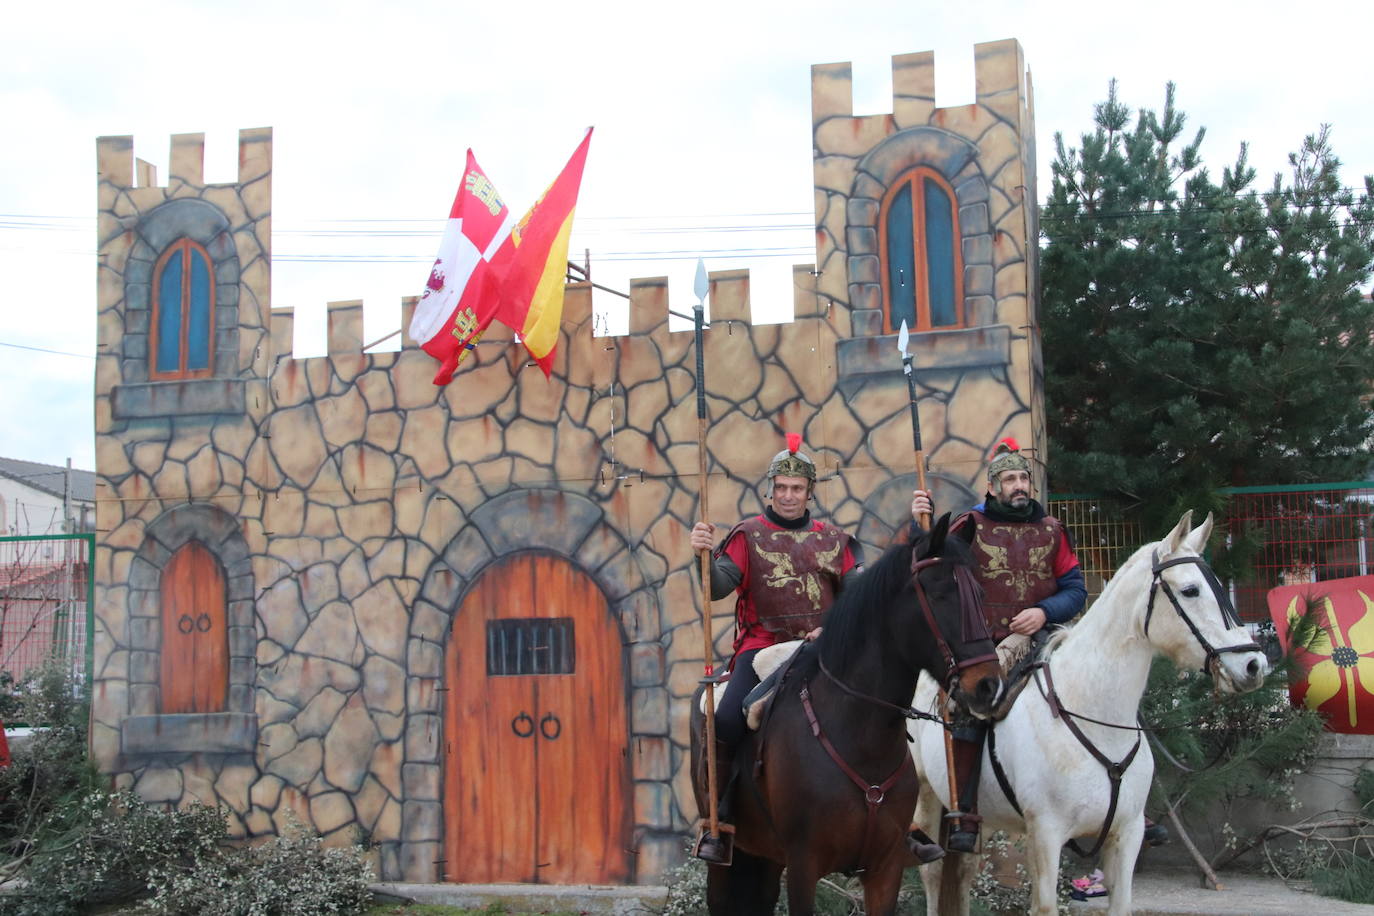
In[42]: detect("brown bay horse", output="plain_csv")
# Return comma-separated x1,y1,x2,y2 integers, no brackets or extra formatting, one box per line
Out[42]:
690,514,1005,916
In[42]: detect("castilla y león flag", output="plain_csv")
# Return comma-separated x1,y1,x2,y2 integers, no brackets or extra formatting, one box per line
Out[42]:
495,127,593,377
408,151,515,385
409,129,592,385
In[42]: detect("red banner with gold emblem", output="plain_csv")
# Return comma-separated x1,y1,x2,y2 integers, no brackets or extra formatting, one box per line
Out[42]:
1268,575,1374,734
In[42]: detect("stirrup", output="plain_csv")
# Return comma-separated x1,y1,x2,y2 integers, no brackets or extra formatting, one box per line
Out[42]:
945,811,981,854
694,823,736,866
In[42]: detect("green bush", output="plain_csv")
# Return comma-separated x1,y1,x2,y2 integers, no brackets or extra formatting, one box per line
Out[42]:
145,817,374,916
0,789,226,916
0,662,100,871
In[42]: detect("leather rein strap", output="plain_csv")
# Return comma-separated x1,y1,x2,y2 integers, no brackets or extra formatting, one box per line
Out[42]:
800,682,908,872
1145,552,1260,675
909,555,998,692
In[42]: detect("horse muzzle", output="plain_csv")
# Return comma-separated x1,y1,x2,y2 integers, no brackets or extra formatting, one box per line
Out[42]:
1211,649,1268,694
950,658,1006,719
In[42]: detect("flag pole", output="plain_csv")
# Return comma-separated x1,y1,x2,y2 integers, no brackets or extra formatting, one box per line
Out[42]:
693,258,722,847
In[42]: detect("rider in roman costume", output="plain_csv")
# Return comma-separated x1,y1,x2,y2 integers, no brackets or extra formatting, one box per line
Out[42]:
912,438,1086,853
688,433,864,864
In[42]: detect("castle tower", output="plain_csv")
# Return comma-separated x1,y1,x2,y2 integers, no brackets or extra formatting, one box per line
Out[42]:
810,38,1044,511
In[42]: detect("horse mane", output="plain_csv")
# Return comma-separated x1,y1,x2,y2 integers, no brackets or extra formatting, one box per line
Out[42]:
808,527,974,677
1039,536,1162,661
1039,625,1072,659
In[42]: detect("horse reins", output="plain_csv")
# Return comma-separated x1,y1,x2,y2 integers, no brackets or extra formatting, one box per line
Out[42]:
909,555,998,694
817,656,943,724
988,550,1260,858
813,553,995,726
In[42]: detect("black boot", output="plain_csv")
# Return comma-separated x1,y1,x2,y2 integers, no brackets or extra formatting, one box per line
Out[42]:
946,734,983,854
695,742,736,865
1143,817,1170,847
906,827,945,863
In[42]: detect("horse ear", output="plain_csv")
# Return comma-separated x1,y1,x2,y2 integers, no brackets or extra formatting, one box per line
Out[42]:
919,512,952,559
1161,510,1194,556
1183,511,1214,554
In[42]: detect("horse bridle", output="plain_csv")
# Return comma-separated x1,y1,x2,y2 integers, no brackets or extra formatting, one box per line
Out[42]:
815,554,997,719
909,555,998,696
1145,551,1261,677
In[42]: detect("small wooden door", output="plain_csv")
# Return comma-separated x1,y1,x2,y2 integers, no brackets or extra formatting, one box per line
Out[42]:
443,552,631,884
160,540,227,713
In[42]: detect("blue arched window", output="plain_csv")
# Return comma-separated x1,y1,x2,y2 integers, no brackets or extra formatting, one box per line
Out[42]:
150,239,215,379
879,168,964,333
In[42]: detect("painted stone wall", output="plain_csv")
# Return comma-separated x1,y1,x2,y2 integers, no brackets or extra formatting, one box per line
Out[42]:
90,41,1041,885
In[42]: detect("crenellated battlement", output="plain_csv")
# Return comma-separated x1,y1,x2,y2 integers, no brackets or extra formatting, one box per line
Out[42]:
811,39,1027,127
96,128,272,193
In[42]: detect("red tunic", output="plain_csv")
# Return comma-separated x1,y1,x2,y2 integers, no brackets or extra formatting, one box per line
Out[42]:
720,515,858,657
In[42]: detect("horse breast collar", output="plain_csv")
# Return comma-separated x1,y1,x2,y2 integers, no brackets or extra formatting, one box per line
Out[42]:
986,660,1141,860
799,682,909,872
1146,552,1260,675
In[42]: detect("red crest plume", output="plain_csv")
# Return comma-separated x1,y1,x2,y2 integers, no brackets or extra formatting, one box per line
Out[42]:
990,437,1020,459
786,432,802,454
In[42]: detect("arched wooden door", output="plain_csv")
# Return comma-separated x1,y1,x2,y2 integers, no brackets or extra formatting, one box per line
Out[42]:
160,540,227,713
443,552,631,884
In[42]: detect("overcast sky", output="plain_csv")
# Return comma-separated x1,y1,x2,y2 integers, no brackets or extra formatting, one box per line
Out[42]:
2,0,1370,470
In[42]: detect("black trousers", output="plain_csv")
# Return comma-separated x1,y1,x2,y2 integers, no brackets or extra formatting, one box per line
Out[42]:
714,648,762,747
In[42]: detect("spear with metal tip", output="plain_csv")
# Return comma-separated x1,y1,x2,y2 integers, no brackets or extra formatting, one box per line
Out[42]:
899,319,960,851
692,258,725,854
898,320,931,530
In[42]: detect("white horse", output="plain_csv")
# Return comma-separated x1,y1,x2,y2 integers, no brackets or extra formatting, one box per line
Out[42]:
909,511,1269,916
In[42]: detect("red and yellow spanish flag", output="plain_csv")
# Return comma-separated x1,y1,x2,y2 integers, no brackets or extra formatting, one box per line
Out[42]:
494,128,593,376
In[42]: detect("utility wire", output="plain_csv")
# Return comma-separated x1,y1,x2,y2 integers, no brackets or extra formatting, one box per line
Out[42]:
0,341,96,359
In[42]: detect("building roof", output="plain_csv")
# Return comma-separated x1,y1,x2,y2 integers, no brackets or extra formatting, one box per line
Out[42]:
0,457,96,503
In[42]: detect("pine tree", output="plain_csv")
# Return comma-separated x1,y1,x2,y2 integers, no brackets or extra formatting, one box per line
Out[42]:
1041,82,1374,531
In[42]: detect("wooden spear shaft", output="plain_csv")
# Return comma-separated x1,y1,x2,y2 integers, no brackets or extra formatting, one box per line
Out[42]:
902,334,957,835
694,300,721,843
902,352,932,531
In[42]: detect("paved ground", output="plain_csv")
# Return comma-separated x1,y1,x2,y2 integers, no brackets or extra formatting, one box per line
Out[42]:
1069,866,1374,915
374,868,1374,915
371,882,668,915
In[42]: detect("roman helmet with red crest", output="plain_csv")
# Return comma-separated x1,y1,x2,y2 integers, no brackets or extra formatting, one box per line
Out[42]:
766,433,816,496
986,436,1031,490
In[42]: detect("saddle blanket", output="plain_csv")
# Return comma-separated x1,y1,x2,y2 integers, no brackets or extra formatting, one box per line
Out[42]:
698,640,802,729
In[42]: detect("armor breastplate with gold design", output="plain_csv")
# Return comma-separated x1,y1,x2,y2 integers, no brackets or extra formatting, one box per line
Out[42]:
965,511,1061,640
730,517,846,638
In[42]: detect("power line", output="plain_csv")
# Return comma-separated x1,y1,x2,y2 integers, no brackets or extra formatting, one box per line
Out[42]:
0,341,95,359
